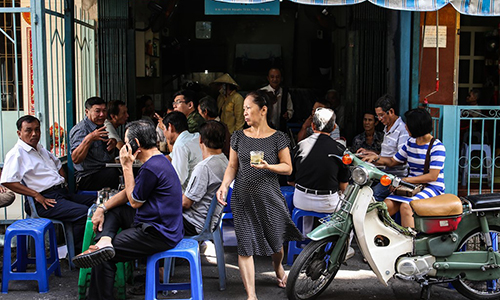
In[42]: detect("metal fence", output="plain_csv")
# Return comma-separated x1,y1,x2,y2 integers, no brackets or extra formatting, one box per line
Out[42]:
0,0,98,223
429,104,500,196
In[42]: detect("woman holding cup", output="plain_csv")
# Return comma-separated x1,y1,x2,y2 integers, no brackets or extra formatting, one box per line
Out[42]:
217,90,302,300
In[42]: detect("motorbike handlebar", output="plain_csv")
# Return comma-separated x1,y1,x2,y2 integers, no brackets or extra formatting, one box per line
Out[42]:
397,178,418,190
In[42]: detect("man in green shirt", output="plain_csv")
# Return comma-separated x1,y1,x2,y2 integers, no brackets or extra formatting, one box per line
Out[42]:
172,90,205,133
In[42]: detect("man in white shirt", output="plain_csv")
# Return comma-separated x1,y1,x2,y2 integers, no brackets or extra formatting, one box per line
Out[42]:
1,115,95,251
358,94,409,201
161,111,202,192
260,67,294,132
104,100,129,150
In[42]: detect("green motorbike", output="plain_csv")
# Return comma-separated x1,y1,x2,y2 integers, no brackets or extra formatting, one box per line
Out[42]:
286,152,500,300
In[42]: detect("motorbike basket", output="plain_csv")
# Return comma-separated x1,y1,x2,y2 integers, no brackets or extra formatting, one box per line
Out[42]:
319,195,352,234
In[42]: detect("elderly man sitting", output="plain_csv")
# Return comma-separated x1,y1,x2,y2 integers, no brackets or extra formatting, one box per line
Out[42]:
289,108,350,234
72,120,183,300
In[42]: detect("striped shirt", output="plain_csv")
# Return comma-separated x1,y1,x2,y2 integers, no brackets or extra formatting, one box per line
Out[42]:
394,137,446,194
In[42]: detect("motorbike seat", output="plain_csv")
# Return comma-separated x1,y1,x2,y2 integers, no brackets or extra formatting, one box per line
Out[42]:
464,193,500,210
410,194,463,217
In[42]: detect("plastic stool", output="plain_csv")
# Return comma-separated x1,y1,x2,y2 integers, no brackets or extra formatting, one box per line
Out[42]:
280,186,295,215
146,239,203,300
2,218,61,293
287,208,329,266
77,218,133,300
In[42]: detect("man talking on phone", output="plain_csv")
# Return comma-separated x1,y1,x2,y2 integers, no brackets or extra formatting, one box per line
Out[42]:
72,120,183,300
70,97,120,191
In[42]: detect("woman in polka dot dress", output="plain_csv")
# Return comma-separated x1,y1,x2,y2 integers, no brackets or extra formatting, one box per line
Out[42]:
217,90,302,300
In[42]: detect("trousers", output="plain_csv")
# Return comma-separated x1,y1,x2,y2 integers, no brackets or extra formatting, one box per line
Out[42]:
87,205,174,300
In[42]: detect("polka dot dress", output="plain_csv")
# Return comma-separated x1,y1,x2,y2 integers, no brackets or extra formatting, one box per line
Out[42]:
230,130,303,257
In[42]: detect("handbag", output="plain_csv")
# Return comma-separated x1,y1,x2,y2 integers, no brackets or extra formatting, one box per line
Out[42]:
393,137,436,197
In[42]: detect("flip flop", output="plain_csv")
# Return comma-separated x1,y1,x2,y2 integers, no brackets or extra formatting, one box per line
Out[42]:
72,245,115,269
277,272,287,289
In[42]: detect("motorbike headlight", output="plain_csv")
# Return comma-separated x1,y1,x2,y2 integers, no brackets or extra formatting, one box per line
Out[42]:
352,167,369,186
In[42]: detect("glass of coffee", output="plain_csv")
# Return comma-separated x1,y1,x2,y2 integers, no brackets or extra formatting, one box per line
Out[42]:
250,151,264,165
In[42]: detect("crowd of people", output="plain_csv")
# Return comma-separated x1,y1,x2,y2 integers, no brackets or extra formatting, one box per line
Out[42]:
0,68,447,300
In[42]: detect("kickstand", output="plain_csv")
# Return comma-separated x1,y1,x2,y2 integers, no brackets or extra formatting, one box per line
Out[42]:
420,284,431,300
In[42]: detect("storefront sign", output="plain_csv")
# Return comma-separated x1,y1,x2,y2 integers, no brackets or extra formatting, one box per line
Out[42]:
423,26,447,48
205,0,279,15
27,28,35,116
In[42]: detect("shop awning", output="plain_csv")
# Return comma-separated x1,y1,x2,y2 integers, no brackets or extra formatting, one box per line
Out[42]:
214,0,500,15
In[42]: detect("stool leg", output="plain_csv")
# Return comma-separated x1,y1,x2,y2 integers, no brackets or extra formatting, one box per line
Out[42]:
114,262,126,300
16,235,28,272
2,233,13,293
48,226,62,277
190,251,204,300
35,231,49,293
145,258,159,300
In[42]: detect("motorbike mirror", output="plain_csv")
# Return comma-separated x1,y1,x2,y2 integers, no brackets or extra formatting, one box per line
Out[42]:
380,175,392,186
342,154,353,165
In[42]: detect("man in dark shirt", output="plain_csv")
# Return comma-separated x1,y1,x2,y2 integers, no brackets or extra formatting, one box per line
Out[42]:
350,111,384,153
69,97,120,190
289,107,350,233
72,120,183,300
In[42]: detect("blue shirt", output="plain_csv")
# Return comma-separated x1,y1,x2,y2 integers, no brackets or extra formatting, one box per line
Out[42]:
69,117,114,178
132,154,183,246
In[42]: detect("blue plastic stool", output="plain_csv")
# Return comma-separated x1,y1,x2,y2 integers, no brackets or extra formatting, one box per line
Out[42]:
280,186,295,215
146,239,203,300
287,208,329,266
2,218,61,293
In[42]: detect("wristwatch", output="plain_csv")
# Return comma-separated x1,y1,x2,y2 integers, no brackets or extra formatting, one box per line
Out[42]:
97,203,108,213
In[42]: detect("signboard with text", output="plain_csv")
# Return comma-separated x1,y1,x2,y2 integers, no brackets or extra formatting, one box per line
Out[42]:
205,0,279,15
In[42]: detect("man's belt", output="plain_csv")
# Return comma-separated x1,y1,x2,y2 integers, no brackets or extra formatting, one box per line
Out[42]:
295,184,337,196
41,183,67,194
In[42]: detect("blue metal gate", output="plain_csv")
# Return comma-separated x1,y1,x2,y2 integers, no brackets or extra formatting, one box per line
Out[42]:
429,104,500,196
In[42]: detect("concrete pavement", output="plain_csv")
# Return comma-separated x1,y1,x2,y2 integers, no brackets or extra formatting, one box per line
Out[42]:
0,238,469,300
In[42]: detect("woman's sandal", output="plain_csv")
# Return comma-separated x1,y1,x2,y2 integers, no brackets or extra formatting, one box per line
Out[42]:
277,272,287,288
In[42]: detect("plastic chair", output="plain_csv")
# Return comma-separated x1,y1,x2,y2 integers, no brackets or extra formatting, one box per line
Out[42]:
2,218,61,293
280,186,295,215
221,184,234,237
287,208,329,266
460,143,493,187
146,239,203,300
25,195,76,270
166,194,226,291
77,205,133,300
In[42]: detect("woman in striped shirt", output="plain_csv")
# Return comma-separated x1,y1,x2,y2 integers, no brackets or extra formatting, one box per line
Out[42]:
364,108,446,228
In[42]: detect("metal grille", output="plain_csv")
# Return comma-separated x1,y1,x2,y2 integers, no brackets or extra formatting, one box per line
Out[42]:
97,0,128,103
345,3,388,141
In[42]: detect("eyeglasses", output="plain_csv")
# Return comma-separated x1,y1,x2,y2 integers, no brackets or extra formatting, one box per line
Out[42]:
173,100,186,106
376,111,389,119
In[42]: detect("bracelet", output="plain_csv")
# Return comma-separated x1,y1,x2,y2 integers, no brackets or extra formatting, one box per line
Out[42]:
373,155,380,163
97,203,108,213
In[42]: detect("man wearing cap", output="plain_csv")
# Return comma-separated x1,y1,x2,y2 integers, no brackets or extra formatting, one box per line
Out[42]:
213,73,244,134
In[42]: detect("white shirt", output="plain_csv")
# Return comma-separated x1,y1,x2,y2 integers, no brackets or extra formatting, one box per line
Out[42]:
170,131,203,192
0,139,65,192
104,119,122,143
261,84,294,128
380,117,409,157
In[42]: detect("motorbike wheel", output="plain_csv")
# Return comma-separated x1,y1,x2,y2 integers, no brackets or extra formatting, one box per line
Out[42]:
286,237,347,300
452,229,500,300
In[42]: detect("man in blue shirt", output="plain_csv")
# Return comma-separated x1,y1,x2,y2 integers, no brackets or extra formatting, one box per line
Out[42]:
69,97,120,190
72,120,183,300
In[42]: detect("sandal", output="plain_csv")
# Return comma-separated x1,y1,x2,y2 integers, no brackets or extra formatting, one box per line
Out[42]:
72,245,115,269
277,272,287,288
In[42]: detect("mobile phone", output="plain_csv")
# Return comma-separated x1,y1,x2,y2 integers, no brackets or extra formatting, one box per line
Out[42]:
128,139,139,154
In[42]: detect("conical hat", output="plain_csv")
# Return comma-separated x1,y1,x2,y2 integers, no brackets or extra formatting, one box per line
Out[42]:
212,73,239,87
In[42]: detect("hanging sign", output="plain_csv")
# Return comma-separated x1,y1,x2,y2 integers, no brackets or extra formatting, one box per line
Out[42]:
423,26,447,48
205,0,280,15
